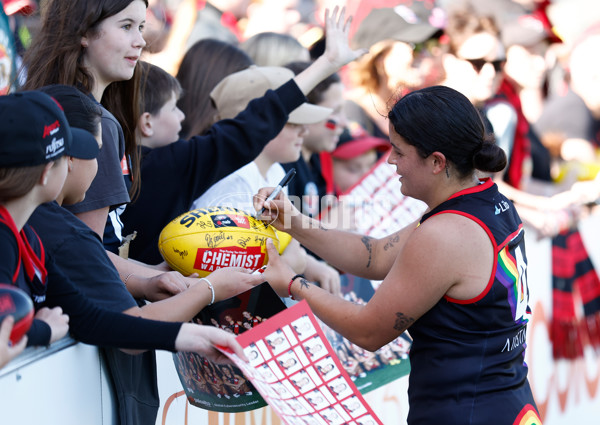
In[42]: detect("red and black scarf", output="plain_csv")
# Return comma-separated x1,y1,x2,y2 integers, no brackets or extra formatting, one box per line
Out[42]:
492,78,531,190
551,227,600,358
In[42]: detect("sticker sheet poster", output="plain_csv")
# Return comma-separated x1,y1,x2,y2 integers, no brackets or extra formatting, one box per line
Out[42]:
221,300,383,425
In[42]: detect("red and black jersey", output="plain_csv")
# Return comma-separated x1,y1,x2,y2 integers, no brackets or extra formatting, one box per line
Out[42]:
407,178,540,424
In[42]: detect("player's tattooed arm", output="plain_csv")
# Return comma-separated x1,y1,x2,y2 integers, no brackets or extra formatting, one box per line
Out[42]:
299,278,311,291
393,312,415,332
383,234,400,251
361,235,374,268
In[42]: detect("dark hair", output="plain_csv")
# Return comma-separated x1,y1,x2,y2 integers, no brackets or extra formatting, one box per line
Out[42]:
284,61,341,105
22,0,148,92
138,61,182,115
176,39,253,138
101,65,144,200
38,84,102,137
388,85,506,177
22,0,148,199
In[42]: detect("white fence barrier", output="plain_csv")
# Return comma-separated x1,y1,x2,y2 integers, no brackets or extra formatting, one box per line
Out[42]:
2,216,600,424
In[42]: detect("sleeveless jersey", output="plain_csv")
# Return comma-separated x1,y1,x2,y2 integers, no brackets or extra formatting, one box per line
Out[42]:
407,178,541,425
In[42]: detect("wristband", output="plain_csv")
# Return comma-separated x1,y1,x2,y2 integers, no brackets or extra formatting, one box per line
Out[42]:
200,278,215,305
288,274,304,300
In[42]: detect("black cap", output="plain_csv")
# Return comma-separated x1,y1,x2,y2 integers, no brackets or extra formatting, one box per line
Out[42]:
0,91,99,167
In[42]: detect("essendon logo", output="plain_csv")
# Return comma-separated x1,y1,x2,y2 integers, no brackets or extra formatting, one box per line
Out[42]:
0,294,16,314
193,246,264,273
210,214,250,229
43,120,60,138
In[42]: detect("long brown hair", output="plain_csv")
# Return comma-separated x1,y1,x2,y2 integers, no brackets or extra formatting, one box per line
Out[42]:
176,39,253,138
21,0,148,199
0,165,47,202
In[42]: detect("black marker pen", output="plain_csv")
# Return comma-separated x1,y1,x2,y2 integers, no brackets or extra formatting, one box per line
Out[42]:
258,168,296,216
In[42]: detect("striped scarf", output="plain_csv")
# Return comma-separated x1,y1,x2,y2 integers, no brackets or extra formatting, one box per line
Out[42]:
551,228,600,358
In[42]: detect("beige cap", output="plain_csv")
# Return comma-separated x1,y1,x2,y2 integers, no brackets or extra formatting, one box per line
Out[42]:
210,65,333,124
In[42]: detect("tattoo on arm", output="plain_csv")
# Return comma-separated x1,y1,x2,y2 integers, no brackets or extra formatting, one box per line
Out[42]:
393,312,414,332
361,236,374,268
383,234,400,251
318,223,329,231
299,278,310,291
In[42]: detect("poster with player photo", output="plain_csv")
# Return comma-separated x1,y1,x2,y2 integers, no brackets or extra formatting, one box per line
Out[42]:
316,273,412,394
218,300,384,425
172,282,286,412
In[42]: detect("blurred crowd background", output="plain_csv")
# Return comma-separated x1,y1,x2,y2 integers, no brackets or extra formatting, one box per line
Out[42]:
3,0,600,361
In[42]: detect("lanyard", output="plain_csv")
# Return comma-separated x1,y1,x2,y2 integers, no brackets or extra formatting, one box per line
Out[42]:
0,205,47,285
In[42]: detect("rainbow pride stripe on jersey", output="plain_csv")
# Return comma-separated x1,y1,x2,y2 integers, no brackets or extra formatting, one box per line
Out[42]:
497,244,522,318
513,404,542,425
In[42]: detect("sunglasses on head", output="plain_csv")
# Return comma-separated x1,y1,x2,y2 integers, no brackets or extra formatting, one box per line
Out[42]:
465,58,505,73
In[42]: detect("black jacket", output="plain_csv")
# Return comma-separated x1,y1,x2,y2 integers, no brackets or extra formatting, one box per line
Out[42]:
122,80,307,264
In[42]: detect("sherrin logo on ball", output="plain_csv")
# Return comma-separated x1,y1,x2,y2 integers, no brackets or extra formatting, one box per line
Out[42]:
158,207,281,277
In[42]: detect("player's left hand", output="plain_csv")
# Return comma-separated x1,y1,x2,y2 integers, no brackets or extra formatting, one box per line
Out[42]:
262,239,297,298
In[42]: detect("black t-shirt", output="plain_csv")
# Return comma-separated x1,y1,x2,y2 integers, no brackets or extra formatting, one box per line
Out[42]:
121,80,308,264
29,201,165,425
29,201,135,311
63,103,130,253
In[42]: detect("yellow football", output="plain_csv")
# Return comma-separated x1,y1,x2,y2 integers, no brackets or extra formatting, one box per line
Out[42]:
158,207,281,277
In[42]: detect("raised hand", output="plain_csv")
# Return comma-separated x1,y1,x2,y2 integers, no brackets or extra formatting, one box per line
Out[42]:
321,6,368,70
292,6,367,96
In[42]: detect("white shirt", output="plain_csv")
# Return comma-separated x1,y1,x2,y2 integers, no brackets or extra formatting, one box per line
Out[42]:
191,161,287,214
